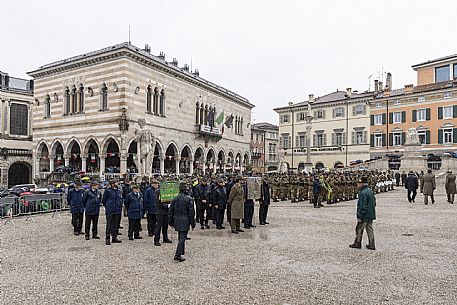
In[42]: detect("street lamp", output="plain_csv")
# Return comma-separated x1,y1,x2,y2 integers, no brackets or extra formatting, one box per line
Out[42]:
303,97,314,173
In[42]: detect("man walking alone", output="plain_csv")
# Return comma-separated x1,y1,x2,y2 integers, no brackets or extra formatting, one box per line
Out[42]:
350,176,376,250
405,171,419,203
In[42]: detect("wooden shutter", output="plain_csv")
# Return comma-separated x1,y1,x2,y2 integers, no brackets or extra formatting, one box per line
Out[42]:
370,134,374,147
370,115,374,126
389,133,393,147
313,134,316,147
454,128,457,143
322,110,326,119
412,110,417,122
332,109,335,118
331,133,335,145
382,113,386,125
342,107,345,117
382,133,386,147
343,132,346,145
426,130,430,144
363,130,367,144
453,105,457,118
352,131,356,144
323,134,327,146
438,107,443,119
402,111,406,123
426,108,431,121
362,105,367,115
389,113,393,124
438,129,443,144
352,106,356,116
402,132,406,145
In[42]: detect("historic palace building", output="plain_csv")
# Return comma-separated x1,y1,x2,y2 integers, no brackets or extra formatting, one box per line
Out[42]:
0,71,34,189
275,89,372,171
28,43,253,181
250,122,279,173
370,55,457,165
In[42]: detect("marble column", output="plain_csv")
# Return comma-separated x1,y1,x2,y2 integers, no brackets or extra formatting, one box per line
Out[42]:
81,154,87,173
99,153,106,175
189,160,194,175
212,162,216,174
202,159,206,175
64,154,70,167
159,156,165,175
49,154,55,172
35,153,41,178
175,157,181,175
120,153,128,175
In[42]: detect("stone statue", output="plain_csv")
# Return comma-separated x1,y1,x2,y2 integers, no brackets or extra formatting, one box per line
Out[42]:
134,118,156,175
406,127,420,145
278,146,287,173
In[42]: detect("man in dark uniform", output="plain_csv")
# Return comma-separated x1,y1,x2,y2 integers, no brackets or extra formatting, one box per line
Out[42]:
194,177,213,229
168,181,196,262
125,184,144,240
401,171,407,187
213,178,227,230
144,179,158,237
225,176,235,225
243,180,255,229
68,181,85,235
102,180,123,245
259,176,271,225
154,184,172,246
405,171,419,203
82,181,101,240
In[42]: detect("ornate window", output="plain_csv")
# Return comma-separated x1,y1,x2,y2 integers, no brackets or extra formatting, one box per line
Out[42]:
79,84,84,113
10,103,28,136
100,83,108,110
146,85,152,113
159,89,165,116
64,87,70,115
71,85,77,114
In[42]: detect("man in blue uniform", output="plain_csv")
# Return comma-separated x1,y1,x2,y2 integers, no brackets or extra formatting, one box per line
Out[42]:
144,179,158,237
102,180,123,245
68,181,85,235
82,181,101,240
168,181,196,262
125,184,144,240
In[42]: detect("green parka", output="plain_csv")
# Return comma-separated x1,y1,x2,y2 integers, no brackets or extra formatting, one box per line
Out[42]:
357,185,376,221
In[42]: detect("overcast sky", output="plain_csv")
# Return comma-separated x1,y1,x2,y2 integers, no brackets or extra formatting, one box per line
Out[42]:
2,0,457,124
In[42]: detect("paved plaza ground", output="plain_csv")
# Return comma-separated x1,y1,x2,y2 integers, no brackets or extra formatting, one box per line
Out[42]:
1,188,456,305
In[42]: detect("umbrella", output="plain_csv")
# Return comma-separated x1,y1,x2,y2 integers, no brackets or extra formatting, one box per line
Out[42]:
56,183,69,188
81,177,90,182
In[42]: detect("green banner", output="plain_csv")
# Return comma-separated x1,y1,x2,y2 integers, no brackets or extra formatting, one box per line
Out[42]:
159,181,179,202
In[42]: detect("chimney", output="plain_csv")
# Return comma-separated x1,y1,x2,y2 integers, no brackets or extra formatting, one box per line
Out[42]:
171,58,178,66
385,72,392,91
374,80,379,93
143,44,151,53
158,52,165,60
288,102,293,106
383,88,391,97
182,64,189,72
404,84,413,94
378,81,383,91
308,94,314,103
346,87,352,98
28,80,34,92
4,75,9,88
193,69,200,77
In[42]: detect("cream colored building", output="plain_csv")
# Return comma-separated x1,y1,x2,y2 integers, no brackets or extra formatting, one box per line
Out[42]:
28,43,253,181
0,71,34,189
274,89,373,171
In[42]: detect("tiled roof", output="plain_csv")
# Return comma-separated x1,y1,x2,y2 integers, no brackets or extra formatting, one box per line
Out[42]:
252,122,278,130
412,54,457,69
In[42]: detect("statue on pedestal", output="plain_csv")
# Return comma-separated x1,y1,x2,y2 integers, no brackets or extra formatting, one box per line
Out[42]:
406,127,420,145
134,118,156,176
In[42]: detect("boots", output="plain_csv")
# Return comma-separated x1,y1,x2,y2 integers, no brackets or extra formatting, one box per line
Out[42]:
112,237,122,243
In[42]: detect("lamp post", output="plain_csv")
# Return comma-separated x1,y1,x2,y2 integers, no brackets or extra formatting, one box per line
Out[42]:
303,98,314,173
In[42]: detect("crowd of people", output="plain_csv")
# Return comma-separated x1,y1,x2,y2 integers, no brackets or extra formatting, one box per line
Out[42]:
65,168,455,261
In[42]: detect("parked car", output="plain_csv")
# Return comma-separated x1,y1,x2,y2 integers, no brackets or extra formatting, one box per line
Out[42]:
9,184,36,193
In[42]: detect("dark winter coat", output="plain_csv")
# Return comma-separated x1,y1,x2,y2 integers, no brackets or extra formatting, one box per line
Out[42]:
312,180,321,195
260,182,271,205
102,187,122,215
144,186,157,214
155,190,169,215
194,183,212,209
213,185,227,210
421,173,436,195
357,185,376,221
405,174,419,191
82,188,101,216
168,192,196,232
67,187,85,214
125,191,144,220
445,173,457,194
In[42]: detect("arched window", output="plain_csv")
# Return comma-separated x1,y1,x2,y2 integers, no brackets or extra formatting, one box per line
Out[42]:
240,117,243,135
71,85,77,114
152,87,159,114
146,85,152,113
64,87,70,115
100,83,108,110
44,94,51,118
159,89,165,116
79,84,84,113
199,104,204,125
204,105,208,125
195,102,200,124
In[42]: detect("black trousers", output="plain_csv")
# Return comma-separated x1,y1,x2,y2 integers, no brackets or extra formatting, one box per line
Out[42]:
313,194,320,207
259,204,269,223
71,213,83,233
117,212,122,233
244,205,254,227
215,208,225,227
147,213,156,235
128,218,141,237
106,214,120,239
154,214,169,243
198,205,210,226
407,190,417,202
85,214,99,237
176,231,188,257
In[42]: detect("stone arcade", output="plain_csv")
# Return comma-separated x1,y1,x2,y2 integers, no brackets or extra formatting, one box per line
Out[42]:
28,43,254,181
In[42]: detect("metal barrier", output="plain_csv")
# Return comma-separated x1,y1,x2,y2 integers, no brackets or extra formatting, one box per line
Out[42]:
0,193,67,226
